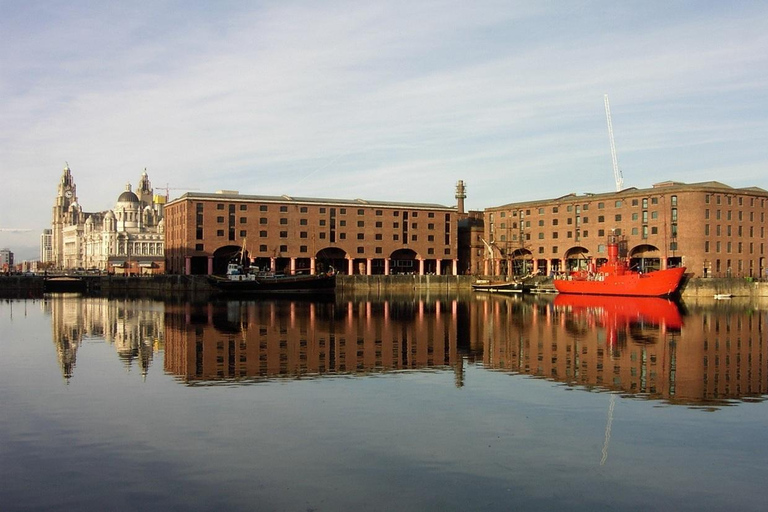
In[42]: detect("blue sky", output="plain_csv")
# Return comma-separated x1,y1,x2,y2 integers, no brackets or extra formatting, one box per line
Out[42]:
2,1,767,260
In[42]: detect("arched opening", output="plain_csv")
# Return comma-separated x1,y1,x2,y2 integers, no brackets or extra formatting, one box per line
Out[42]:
510,248,533,277
630,244,661,272
316,247,347,274
213,245,246,275
390,249,418,274
564,246,590,272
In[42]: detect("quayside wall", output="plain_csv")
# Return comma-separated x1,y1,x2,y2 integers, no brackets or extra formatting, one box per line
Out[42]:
0,274,475,299
1,274,767,298
678,277,768,299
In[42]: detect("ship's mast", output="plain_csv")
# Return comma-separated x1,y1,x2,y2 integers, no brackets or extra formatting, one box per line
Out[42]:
604,94,624,192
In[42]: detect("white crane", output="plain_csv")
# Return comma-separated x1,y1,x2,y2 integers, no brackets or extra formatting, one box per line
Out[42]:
0,228,32,233
604,94,624,192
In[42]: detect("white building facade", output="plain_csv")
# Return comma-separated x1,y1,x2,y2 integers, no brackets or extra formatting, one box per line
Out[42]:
40,229,53,265
51,164,165,272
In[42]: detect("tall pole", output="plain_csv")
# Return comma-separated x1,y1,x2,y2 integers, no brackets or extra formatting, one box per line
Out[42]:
604,94,624,192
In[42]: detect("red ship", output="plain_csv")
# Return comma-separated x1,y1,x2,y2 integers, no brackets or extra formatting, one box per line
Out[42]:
554,233,686,297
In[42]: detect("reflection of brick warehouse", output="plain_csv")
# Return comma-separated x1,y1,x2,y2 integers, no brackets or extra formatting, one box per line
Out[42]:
164,300,461,382
679,308,768,400
482,181,768,278
468,297,768,404
164,182,470,276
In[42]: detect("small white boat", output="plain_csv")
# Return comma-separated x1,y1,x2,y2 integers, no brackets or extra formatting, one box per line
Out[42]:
714,293,733,300
472,279,527,294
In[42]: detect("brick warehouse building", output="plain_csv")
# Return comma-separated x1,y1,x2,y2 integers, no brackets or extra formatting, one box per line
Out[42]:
482,181,768,279
164,182,468,276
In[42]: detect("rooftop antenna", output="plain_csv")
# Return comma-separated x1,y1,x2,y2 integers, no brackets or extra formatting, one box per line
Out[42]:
604,94,624,191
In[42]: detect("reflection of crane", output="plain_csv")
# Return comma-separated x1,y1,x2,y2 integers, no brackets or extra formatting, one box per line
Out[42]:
600,393,616,466
604,94,624,191
156,184,199,201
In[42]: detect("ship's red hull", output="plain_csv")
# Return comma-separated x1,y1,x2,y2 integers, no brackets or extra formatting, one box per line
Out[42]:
554,267,686,297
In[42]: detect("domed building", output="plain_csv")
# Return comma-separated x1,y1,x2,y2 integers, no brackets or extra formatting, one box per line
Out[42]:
52,165,166,274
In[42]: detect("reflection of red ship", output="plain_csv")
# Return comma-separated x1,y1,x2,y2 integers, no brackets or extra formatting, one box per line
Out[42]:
554,294,683,332
554,233,685,297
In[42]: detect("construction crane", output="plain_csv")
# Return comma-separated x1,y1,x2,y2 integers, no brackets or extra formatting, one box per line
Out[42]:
156,184,199,201
0,228,32,233
604,94,624,192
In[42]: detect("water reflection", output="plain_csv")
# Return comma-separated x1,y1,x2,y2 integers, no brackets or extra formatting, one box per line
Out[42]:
46,294,768,405
164,298,463,385
472,294,766,406
46,294,163,380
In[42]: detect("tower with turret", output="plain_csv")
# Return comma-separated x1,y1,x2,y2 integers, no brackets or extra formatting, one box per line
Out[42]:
51,164,79,268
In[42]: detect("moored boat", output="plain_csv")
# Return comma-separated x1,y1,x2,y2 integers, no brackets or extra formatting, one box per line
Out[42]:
208,263,336,294
471,279,527,294
554,233,685,297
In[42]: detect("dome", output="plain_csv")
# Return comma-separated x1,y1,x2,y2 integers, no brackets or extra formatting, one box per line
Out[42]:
117,183,139,203
118,191,140,203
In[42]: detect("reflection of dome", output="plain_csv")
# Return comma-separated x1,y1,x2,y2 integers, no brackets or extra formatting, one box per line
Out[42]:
117,183,139,203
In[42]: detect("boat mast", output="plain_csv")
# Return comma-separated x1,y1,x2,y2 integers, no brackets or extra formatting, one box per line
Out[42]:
604,94,624,192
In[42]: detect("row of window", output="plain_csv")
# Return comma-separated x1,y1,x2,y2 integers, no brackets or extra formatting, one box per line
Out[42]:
192,243,452,256
704,241,765,255
704,225,766,238
705,195,766,207
704,209,766,222
210,202,451,220
704,258,761,276
497,196,677,218
208,229,449,243
501,225,668,243
498,194,768,220
501,210,667,229
213,217,446,230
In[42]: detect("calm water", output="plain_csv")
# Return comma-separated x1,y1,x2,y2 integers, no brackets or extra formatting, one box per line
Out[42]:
1,293,767,512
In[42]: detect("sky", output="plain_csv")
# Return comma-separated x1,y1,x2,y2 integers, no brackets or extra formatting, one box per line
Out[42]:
2,0,767,260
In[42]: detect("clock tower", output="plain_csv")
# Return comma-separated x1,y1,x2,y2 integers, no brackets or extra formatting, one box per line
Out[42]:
52,163,79,267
